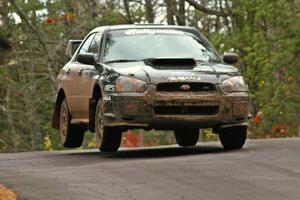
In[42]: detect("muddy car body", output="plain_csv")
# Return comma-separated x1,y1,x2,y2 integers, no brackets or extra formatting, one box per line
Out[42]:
52,24,250,151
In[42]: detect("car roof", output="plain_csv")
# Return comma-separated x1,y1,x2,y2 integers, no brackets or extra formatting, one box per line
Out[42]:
89,24,197,33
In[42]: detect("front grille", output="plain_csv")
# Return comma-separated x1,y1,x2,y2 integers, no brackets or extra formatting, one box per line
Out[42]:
156,82,216,92
154,106,219,115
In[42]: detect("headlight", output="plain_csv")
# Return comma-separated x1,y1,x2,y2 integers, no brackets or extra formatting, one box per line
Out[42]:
221,76,248,93
115,76,148,93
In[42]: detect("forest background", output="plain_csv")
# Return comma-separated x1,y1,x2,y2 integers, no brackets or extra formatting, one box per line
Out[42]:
0,0,300,152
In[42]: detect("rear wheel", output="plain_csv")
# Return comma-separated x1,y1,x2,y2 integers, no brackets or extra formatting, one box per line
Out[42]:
219,126,247,150
59,99,85,148
174,129,199,147
95,99,122,152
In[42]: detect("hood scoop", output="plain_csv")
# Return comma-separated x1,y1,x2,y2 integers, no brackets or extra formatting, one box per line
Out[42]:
144,58,196,70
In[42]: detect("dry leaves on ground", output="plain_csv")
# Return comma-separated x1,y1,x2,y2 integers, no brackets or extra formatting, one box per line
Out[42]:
0,185,16,200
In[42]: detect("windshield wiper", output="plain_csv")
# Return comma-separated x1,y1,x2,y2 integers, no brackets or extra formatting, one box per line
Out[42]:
195,59,221,64
104,59,141,64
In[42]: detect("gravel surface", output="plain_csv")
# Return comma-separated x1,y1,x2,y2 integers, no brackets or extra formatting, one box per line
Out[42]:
0,138,300,200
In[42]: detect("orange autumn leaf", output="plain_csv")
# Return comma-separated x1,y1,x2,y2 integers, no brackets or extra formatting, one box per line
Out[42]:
59,14,67,21
59,13,76,22
271,124,288,137
67,13,76,21
251,112,263,125
287,76,295,81
45,16,55,25
122,131,142,147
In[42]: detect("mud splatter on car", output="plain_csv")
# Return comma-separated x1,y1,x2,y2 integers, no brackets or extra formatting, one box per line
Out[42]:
52,24,250,152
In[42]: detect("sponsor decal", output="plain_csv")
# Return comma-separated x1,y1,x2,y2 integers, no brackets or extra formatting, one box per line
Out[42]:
103,96,111,101
125,29,184,35
168,76,201,81
104,85,115,92
168,72,201,81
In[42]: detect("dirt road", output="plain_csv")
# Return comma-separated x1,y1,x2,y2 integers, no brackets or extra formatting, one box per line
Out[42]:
0,138,299,200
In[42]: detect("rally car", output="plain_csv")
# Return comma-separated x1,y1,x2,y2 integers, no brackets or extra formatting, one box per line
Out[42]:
52,24,250,152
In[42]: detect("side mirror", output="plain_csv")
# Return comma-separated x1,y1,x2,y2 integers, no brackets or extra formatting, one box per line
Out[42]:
77,53,95,65
65,39,82,58
223,53,238,64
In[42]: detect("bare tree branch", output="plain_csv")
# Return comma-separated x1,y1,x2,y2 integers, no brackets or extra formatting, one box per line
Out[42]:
123,0,134,23
219,0,231,33
8,0,57,91
185,0,230,17
8,0,49,54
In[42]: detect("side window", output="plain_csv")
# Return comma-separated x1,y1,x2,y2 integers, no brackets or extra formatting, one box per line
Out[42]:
89,32,102,60
77,33,95,55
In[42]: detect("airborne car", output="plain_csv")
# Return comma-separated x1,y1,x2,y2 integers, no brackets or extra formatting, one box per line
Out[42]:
52,24,250,152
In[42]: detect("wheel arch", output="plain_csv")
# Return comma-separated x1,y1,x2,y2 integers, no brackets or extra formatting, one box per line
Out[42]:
92,84,102,101
89,84,102,132
51,89,66,130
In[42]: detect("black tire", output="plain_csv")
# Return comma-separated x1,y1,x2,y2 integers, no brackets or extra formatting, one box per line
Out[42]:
59,99,85,148
174,129,199,147
219,126,247,150
95,99,122,152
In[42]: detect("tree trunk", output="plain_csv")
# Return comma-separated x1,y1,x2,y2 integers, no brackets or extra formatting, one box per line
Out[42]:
165,0,175,25
145,0,155,23
0,0,11,55
4,82,19,152
0,0,8,25
123,0,133,23
87,0,99,18
176,0,186,25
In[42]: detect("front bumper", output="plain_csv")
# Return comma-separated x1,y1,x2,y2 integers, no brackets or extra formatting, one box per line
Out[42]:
102,84,250,130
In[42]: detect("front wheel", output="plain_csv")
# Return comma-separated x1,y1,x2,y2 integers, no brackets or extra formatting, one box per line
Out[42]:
174,129,199,147
95,99,122,152
219,126,247,150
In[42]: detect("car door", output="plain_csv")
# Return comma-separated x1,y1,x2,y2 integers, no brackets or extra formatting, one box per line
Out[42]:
67,33,96,119
76,32,103,119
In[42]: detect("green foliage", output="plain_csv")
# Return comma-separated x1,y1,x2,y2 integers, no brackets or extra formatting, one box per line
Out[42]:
209,0,300,138
142,130,175,146
0,0,300,152
201,129,218,142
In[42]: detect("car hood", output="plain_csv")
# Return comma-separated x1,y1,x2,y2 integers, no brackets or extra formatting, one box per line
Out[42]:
105,61,239,84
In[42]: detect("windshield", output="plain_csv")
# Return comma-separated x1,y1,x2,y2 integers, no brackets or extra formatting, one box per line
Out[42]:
104,29,221,63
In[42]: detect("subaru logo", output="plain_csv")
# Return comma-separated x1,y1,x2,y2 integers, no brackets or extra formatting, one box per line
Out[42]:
180,84,190,91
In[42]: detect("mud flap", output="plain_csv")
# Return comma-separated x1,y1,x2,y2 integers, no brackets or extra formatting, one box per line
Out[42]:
89,98,97,132
51,105,60,130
